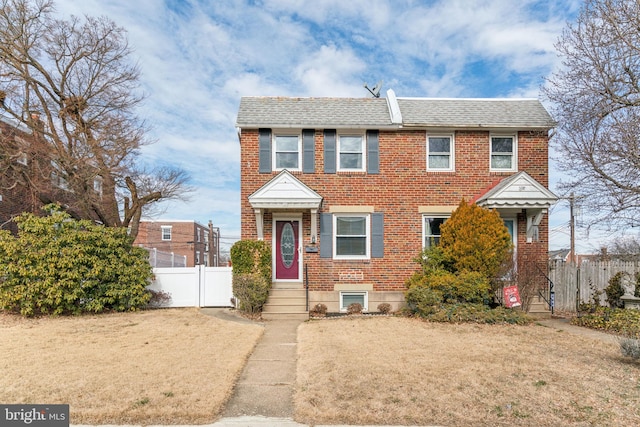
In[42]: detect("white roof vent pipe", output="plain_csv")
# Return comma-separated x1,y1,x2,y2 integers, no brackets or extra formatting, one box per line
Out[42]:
386,89,402,125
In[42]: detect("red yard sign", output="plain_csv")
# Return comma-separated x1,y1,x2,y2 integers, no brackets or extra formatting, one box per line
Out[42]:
503,285,522,308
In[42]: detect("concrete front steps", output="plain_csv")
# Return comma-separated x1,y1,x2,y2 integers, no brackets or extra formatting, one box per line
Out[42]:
528,294,552,319
262,282,309,320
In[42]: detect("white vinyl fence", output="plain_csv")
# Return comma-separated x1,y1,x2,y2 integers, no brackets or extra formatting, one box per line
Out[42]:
144,248,187,268
147,265,233,307
548,260,640,312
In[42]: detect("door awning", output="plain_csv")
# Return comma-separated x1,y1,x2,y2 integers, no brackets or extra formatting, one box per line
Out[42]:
248,169,323,210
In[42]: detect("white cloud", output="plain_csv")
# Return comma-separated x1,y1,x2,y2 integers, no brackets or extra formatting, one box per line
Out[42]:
49,0,592,250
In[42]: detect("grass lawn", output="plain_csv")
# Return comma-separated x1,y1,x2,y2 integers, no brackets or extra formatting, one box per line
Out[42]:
296,317,640,427
2,309,640,426
0,308,263,425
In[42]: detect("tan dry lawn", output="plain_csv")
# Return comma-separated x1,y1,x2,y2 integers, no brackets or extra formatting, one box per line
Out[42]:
296,317,640,427
0,308,263,425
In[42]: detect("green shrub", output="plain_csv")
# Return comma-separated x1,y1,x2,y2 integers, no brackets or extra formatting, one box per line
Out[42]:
0,207,152,316
230,240,271,283
428,303,532,325
406,269,490,306
572,307,640,339
405,286,443,317
231,273,270,314
605,272,626,309
230,240,272,314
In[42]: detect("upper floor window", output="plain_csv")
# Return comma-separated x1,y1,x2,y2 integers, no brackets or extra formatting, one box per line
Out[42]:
161,226,172,241
490,135,517,171
338,134,365,171
334,213,370,259
423,215,448,248
427,134,454,171
274,134,301,170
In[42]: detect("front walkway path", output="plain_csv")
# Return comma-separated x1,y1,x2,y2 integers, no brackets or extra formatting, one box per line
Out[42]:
221,319,300,419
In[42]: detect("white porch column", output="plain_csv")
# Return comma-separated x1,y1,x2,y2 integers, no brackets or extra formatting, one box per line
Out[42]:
310,208,318,244
254,209,264,240
526,209,545,243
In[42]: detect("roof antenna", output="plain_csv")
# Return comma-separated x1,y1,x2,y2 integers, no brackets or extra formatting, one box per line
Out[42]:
363,80,382,98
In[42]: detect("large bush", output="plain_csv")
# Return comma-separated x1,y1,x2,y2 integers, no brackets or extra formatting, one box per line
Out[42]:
230,240,272,313
440,200,513,278
405,200,514,318
0,207,152,316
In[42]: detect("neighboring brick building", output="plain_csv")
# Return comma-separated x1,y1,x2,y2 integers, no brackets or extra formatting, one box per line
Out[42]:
134,220,221,267
0,114,75,234
236,90,558,316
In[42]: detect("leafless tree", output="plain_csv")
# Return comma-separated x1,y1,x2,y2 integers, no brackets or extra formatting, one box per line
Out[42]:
0,0,191,238
543,0,640,232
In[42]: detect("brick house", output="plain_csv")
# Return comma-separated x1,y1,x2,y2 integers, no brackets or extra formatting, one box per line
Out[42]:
0,114,84,234
236,90,558,318
134,220,221,267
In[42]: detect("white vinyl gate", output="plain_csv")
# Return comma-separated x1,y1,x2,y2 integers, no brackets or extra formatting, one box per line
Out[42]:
147,266,233,308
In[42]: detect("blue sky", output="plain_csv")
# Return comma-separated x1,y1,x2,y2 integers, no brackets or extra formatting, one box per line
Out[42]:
52,0,614,254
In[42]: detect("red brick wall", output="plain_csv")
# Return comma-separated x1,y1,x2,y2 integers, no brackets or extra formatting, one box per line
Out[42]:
240,128,551,292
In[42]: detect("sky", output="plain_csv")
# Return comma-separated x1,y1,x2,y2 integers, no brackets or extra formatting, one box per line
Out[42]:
50,0,621,255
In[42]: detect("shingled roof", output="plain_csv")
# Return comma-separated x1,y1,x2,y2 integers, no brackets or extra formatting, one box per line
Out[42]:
236,90,555,130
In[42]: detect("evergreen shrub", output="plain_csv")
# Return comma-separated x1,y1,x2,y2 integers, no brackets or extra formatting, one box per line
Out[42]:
0,207,152,316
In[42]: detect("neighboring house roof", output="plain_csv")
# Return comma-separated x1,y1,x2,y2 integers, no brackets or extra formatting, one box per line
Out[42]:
236,90,556,131
474,171,558,210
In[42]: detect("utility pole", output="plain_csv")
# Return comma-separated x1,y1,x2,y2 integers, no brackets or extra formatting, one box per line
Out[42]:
569,192,576,265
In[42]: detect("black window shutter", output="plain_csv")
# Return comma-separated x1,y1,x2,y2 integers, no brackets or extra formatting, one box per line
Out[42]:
371,212,384,258
303,129,315,173
367,130,380,174
259,128,272,173
324,129,336,174
319,213,332,258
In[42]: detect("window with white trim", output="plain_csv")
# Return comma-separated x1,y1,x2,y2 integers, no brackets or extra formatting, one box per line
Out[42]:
333,214,370,259
427,134,454,171
195,251,201,265
340,291,368,312
273,134,301,170
490,135,517,171
161,226,172,241
423,215,449,248
338,134,365,171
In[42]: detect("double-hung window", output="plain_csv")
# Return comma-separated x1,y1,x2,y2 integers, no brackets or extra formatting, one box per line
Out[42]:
334,214,370,259
161,226,172,241
338,134,365,171
423,215,448,248
274,134,301,170
490,135,517,171
427,134,454,171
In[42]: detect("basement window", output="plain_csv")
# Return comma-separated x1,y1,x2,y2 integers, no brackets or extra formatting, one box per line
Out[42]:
340,291,368,312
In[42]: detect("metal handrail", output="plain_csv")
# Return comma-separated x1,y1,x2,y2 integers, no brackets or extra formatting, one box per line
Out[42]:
305,263,309,312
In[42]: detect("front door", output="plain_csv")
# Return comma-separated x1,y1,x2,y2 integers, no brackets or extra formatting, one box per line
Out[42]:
275,220,300,280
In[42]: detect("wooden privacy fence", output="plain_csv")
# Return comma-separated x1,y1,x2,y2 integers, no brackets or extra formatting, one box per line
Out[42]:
547,260,640,312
